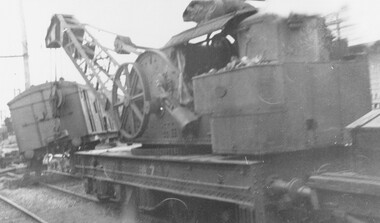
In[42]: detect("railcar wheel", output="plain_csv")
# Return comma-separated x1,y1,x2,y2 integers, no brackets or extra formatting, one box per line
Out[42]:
112,63,151,140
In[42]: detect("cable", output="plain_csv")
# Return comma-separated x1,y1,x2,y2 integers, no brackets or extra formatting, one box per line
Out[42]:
84,23,152,50
84,23,120,37
0,54,24,58
49,48,53,81
54,48,58,81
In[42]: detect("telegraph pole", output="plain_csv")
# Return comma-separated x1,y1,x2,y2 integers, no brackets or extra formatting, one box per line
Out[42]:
0,1,30,90
19,0,30,89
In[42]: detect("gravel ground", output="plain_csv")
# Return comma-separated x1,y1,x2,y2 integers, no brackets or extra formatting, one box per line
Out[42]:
0,199,33,223
45,177,87,195
0,185,137,223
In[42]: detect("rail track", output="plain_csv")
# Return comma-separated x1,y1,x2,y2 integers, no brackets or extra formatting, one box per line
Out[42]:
0,192,48,223
0,167,127,223
38,182,98,203
0,166,27,175
40,170,99,202
0,168,76,223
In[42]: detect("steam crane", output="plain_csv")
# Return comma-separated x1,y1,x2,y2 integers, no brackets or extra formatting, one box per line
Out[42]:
18,3,380,223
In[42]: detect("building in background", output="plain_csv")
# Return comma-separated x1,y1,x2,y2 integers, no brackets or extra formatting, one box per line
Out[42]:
348,41,380,109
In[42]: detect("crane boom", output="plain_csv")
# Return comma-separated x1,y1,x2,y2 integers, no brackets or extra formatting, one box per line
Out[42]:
45,14,121,110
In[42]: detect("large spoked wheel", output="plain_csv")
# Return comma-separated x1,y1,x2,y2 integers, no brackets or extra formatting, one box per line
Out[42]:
112,63,151,140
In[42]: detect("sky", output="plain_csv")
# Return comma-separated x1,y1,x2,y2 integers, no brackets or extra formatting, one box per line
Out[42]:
0,0,380,122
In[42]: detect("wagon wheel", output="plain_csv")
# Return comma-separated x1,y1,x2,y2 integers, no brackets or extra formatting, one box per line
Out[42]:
112,63,151,140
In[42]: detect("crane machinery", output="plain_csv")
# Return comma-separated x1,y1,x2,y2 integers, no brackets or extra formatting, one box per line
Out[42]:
45,14,198,144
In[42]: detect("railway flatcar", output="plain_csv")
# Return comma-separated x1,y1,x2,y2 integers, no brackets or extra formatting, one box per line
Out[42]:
8,81,117,170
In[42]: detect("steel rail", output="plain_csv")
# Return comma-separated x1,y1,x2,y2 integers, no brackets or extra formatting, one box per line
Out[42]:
0,193,49,223
43,170,82,179
39,182,98,203
0,166,27,175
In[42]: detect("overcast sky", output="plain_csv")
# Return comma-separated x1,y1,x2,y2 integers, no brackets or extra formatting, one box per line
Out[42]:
0,0,379,122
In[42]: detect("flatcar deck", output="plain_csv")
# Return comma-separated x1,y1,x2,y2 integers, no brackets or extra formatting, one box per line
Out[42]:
77,145,260,165
75,145,263,207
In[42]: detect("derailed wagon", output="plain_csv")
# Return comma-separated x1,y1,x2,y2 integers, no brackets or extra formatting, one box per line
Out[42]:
8,81,117,171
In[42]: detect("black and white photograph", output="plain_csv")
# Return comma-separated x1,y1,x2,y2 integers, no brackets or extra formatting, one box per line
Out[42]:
0,0,380,222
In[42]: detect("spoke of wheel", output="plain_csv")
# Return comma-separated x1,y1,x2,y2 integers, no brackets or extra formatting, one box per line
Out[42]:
115,78,125,91
129,109,136,134
120,106,129,130
122,65,130,86
124,68,132,90
115,79,128,96
131,92,144,102
124,74,129,88
131,103,143,122
129,71,139,95
113,100,124,108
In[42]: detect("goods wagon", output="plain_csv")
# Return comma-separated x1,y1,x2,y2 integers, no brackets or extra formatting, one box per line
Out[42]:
8,81,117,166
